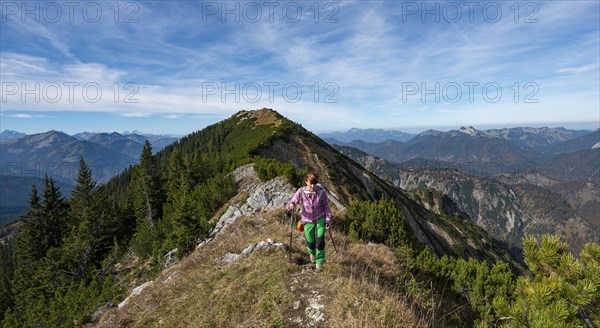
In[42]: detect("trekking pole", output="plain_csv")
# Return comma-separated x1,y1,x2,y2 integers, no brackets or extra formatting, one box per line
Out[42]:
328,225,338,253
287,211,293,262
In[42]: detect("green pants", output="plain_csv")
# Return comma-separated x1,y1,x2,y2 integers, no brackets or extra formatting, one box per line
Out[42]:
304,216,326,264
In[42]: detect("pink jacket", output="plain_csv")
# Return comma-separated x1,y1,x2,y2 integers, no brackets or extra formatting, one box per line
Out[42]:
287,185,332,224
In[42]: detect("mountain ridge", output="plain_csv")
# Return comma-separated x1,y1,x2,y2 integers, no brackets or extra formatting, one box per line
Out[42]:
318,128,415,143
334,144,599,255
4,108,597,328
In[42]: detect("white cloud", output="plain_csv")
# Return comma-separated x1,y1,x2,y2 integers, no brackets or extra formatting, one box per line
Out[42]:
118,112,153,118
1,1,598,131
10,114,33,118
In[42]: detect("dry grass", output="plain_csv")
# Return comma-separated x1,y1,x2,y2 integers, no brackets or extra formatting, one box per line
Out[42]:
251,108,281,127
322,243,427,328
96,210,429,327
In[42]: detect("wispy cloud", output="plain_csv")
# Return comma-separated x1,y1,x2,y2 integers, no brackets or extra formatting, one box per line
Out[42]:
1,0,598,133
118,112,153,118
10,114,33,118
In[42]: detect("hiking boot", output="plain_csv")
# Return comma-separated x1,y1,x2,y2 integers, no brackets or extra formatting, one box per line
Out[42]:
309,254,315,264
314,264,323,273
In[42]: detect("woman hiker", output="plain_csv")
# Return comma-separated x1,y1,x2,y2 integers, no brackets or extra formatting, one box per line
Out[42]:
286,172,332,273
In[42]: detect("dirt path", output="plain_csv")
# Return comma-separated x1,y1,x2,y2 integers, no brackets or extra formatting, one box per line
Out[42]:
284,233,329,328
286,262,327,327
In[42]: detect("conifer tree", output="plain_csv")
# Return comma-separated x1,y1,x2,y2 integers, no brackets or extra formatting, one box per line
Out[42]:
70,157,97,223
171,171,201,253
491,235,600,327
132,141,162,228
40,175,69,251
0,241,14,321
166,148,184,203
13,185,45,264
9,179,68,321
129,141,163,257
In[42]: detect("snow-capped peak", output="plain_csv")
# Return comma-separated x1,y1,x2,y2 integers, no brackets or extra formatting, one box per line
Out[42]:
592,142,600,149
458,126,479,136
122,130,144,135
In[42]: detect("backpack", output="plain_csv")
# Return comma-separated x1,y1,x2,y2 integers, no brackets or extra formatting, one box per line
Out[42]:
300,184,326,206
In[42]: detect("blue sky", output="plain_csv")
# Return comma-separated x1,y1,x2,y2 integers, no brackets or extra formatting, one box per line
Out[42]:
1,0,599,135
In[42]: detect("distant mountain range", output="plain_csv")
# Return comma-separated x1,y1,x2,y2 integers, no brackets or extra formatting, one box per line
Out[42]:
0,130,180,224
0,130,26,141
327,127,598,175
0,176,73,227
335,144,599,255
319,128,415,143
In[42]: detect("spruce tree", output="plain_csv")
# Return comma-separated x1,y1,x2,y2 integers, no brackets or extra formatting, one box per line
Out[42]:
0,241,14,321
11,185,49,296
13,185,45,263
40,175,69,252
9,179,68,322
166,148,184,203
132,141,162,228
129,141,163,257
171,171,200,253
70,157,97,224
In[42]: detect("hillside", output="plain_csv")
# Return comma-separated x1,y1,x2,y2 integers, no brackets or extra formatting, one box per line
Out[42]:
108,109,512,264
97,165,597,327
5,109,598,328
73,132,178,157
97,166,435,327
0,130,136,182
0,131,179,225
495,173,600,235
335,145,599,254
0,130,26,141
543,129,600,154
538,148,600,183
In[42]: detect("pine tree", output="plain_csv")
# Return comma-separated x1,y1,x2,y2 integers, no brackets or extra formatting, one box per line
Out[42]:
58,185,118,283
129,141,164,257
347,199,405,247
70,159,116,267
13,185,45,263
132,141,162,228
11,183,57,297
0,241,14,321
166,148,184,203
9,179,69,321
40,175,69,251
492,235,600,327
69,157,97,224
171,171,200,253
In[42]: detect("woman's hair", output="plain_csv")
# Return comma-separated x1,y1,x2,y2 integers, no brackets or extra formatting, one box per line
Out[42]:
305,172,318,185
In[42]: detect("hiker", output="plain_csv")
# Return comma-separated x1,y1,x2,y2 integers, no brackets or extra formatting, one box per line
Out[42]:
286,172,332,272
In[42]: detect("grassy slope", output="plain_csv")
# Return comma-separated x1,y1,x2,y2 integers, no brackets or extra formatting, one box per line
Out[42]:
95,109,522,326
97,210,428,327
